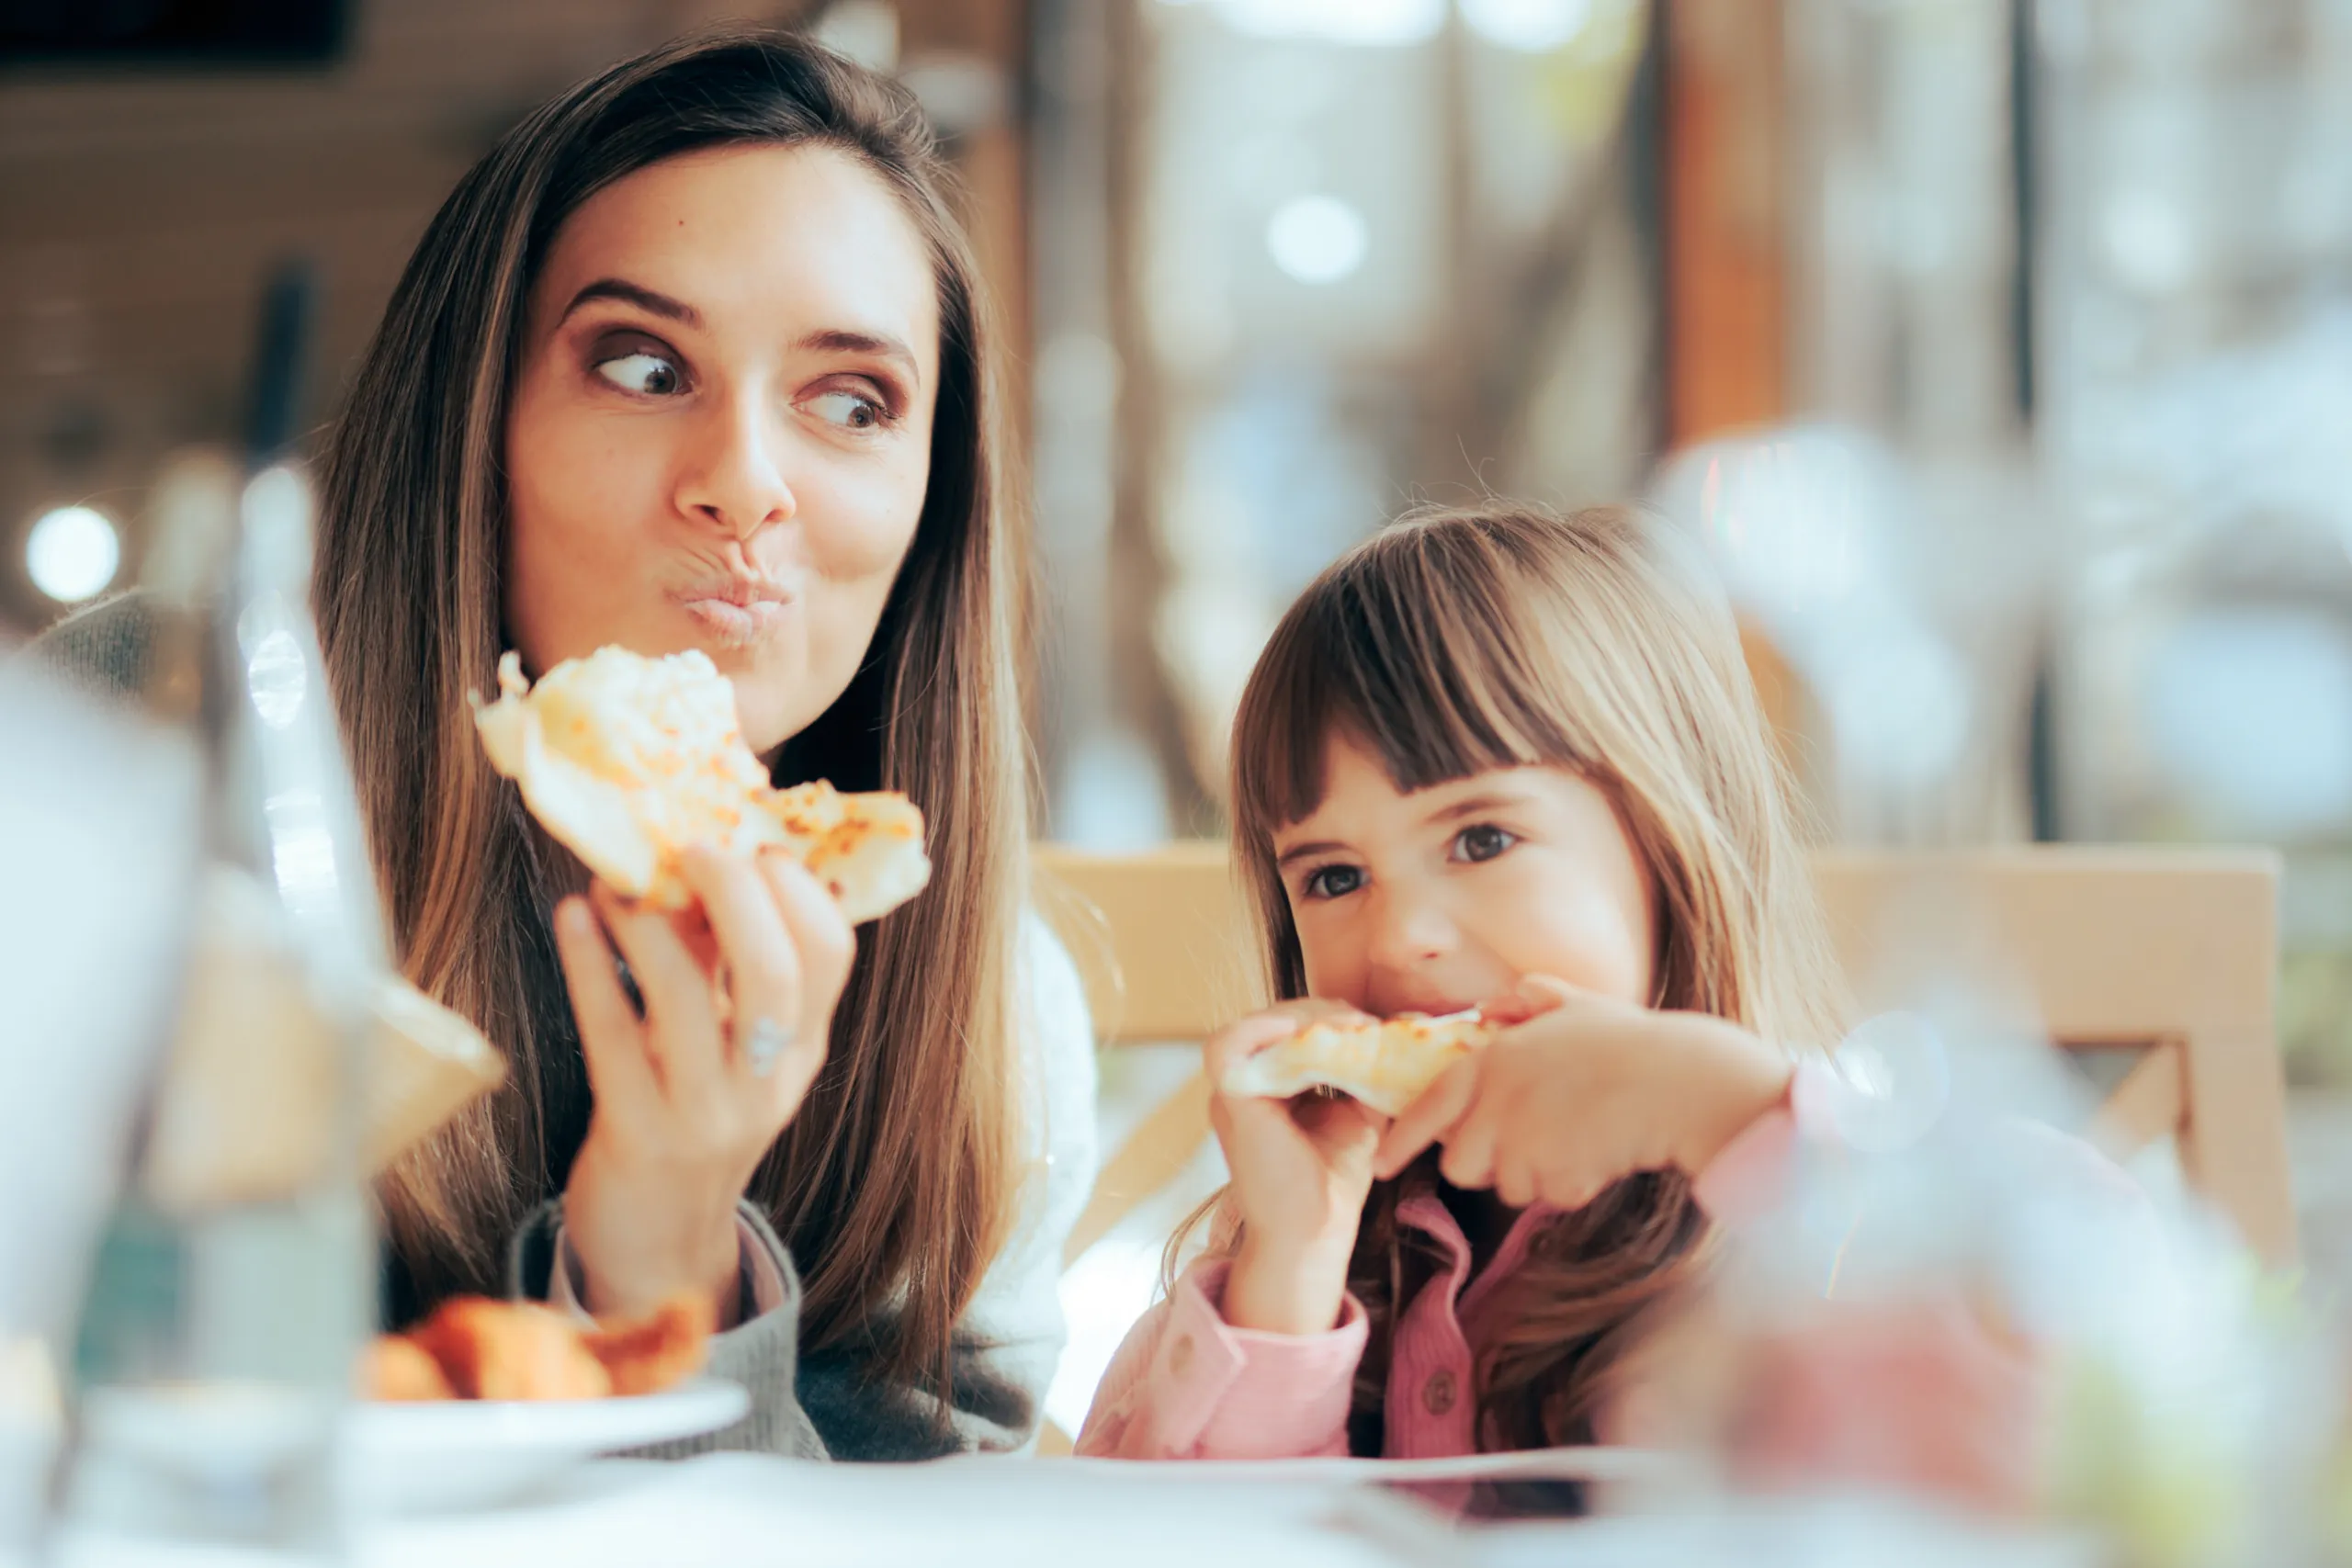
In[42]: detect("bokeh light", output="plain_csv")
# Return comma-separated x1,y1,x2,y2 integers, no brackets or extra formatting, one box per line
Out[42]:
24,505,121,604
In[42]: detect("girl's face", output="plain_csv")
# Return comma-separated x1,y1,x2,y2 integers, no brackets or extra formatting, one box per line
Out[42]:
1272,731,1657,1019
503,143,942,758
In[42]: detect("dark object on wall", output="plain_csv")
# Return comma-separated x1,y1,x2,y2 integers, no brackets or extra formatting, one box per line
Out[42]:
244,258,316,464
0,0,348,66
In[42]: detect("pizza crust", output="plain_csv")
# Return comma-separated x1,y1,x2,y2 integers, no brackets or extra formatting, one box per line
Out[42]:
471,647,931,923
1219,1010,1497,1116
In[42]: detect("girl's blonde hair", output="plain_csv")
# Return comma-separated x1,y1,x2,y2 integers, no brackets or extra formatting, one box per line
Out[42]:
1198,501,1845,1452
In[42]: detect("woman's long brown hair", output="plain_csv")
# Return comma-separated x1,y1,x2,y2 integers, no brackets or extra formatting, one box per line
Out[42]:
311,29,1026,1401
1193,502,1845,1452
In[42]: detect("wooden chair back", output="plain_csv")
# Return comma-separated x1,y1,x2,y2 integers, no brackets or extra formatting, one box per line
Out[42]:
1035,842,2293,1264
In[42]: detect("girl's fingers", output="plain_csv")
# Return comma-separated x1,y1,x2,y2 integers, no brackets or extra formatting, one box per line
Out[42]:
1374,1056,1479,1179
1494,1147,1538,1210
1438,1109,1498,1190
1207,1085,1306,1171
1294,1090,1385,1156
1202,998,1366,1084
554,895,655,1104
1510,974,1582,1015
592,883,719,1090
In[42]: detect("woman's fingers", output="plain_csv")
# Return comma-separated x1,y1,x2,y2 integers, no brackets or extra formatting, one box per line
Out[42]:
554,895,655,1103
755,850,855,1100
679,847,806,1082
758,851,854,1022
592,882,719,1091
1374,1056,1479,1179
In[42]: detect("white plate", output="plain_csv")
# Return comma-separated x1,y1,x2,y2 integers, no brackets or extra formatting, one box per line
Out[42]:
80,1378,749,1518
346,1377,750,1515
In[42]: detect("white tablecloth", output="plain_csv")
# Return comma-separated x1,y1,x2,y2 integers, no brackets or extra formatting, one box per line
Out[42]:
35,1451,2102,1568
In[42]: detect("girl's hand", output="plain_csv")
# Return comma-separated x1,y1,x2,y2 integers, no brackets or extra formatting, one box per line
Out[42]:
1205,1000,1387,1336
1374,976,1792,1209
552,846,854,1320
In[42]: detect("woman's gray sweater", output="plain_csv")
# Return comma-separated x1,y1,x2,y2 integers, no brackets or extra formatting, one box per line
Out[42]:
30,592,1098,1461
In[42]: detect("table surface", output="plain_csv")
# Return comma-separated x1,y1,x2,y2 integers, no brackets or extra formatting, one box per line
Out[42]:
20,1450,2102,1568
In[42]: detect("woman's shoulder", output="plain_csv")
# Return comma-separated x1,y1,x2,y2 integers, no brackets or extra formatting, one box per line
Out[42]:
1017,908,1092,1056
25,591,159,704
1014,905,1098,1162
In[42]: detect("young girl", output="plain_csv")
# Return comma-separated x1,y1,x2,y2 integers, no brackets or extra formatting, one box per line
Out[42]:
1078,502,2038,1487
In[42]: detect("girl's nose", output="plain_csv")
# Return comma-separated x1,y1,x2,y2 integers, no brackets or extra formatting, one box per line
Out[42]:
1363,884,1455,976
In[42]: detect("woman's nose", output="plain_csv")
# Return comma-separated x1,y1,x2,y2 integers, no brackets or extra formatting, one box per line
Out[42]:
676,389,797,540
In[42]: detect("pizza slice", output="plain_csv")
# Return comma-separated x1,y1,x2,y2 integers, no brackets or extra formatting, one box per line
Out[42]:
471,646,931,923
1219,1010,1498,1116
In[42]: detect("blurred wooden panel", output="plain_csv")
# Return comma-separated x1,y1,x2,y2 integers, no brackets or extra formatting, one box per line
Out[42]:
1036,840,2297,1263
0,0,1041,637
1663,0,1786,444
895,0,1031,477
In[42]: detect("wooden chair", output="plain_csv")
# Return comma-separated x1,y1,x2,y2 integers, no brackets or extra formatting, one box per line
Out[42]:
1035,841,2295,1268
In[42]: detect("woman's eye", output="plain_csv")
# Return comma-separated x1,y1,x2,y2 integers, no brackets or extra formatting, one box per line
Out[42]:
1453,825,1517,864
1302,864,1364,900
594,352,682,396
805,389,887,430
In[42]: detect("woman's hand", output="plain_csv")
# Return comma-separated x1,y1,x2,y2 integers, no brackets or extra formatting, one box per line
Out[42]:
1374,976,1792,1210
553,845,854,1320
1204,1000,1387,1337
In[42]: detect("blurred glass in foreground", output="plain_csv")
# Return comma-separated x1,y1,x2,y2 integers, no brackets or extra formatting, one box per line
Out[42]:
47,454,377,1560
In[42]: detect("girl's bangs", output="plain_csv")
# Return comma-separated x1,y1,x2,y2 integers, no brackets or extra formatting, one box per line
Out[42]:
1234,535,1567,839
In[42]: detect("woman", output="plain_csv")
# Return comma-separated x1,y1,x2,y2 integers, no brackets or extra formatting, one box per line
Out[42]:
42,29,1093,1461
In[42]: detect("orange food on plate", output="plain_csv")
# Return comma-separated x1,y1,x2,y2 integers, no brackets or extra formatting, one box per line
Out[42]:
582,1293,717,1396
361,1292,714,1403
408,1299,612,1402
361,1336,456,1402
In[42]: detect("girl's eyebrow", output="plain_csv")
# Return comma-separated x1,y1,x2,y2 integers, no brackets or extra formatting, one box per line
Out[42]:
1275,839,1349,869
1422,789,1535,827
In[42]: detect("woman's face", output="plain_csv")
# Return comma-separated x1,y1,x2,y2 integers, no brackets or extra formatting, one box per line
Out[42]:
504,143,942,757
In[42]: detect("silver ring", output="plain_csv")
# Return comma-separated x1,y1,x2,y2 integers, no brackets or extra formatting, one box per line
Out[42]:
741,1016,795,1077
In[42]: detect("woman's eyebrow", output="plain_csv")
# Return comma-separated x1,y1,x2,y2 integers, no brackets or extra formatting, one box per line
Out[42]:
798,328,922,387
560,277,702,329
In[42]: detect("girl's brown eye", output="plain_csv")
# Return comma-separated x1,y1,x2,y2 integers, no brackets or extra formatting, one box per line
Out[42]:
1454,825,1516,864
1304,864,1363,899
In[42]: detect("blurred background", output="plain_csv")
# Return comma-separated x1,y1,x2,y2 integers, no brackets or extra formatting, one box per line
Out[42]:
5,0,2352,1372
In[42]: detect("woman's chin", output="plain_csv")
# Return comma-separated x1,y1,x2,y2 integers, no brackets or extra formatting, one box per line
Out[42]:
729,682,817,762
